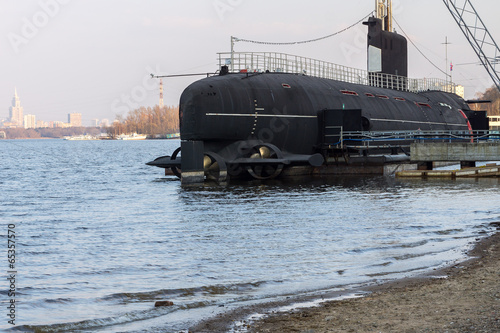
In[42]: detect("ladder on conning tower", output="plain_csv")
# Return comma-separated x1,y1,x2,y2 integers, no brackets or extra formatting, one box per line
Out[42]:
442,0,500,92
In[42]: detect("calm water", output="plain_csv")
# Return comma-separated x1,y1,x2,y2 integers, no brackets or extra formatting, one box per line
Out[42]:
1,139,499,332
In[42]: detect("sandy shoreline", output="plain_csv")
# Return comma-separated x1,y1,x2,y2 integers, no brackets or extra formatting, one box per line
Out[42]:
191,227,500,332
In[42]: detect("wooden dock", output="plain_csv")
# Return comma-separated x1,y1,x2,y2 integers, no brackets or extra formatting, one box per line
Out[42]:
397,164,500,178
410,142,500,163
395,142,500,178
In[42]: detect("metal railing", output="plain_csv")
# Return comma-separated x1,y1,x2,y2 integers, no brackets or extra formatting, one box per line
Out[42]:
218,52,459,94
323,130,500,149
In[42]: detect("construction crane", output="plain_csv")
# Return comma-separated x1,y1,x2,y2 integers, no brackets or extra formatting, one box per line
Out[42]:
442,0,500,92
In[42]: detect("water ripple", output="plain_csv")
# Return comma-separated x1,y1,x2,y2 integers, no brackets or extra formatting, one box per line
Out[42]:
2,139,499,332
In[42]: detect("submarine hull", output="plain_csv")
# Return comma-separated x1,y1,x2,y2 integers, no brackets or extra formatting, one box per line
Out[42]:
181,72,471,156
146,72,481,183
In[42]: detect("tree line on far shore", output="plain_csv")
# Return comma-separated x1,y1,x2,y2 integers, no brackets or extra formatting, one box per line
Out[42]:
107,105,179,137
475,85,500,116
1,105,179,139
1,127,103,139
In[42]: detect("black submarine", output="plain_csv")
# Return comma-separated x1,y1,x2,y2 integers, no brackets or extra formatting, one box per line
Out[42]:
147,1,488,184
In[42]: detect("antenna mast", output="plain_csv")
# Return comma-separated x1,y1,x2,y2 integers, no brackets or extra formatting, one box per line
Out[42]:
376,0,393,32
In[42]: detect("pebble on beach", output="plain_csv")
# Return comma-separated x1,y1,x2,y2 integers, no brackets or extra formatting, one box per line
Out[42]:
154,301,174,307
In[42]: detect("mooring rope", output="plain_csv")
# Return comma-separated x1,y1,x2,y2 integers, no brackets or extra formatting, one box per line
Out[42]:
234,11,374,46
392,16,448,77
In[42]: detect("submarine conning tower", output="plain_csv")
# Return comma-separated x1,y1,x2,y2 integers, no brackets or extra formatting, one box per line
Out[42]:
364,0,408,88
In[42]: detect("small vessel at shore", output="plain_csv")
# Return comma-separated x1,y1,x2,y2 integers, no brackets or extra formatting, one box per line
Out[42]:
64,135,99,141
117,133,148,140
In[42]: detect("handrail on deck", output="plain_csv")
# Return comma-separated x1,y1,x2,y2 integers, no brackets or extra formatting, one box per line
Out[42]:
324,130,500,148
218,51,459,94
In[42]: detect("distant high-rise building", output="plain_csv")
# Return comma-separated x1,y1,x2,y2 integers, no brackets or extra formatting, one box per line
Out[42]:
9,88,24,127
100,119,109,127
36,120,48,128
24,114,36,129
455,85,465,99
54,121,69,128
91,119,99,127
68,113,82,127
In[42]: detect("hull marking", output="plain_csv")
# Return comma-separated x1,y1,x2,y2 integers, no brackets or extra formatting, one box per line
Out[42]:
206,113,317,118
370,118,468,127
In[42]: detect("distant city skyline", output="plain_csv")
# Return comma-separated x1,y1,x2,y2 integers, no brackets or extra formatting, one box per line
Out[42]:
2,88,108,129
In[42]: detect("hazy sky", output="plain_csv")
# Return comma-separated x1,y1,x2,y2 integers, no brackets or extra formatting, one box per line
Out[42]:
2,0,499,125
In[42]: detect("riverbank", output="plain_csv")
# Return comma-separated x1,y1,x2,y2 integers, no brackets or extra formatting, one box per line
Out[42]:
191,229,500,332
249,230,500,333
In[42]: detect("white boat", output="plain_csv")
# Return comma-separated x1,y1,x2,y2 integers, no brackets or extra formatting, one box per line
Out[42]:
117,133,148,140
64,135,99,141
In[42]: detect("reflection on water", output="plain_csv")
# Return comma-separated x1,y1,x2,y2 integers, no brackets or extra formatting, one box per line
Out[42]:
1,139,499,332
